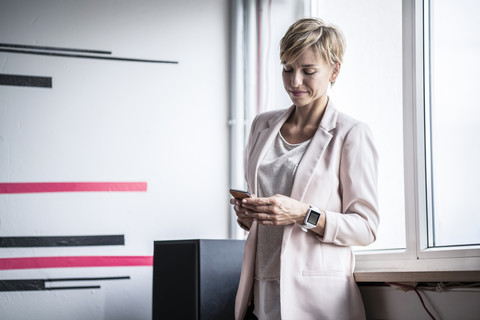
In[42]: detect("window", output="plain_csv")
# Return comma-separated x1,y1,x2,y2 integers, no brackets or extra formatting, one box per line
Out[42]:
312,0,405,251
425,0,480,248
312,0,480,272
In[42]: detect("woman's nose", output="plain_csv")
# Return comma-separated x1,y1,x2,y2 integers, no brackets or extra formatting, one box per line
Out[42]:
291,71,302,87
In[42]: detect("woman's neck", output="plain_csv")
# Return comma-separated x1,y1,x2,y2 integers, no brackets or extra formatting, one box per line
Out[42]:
291,96,329,128
280,97,329,144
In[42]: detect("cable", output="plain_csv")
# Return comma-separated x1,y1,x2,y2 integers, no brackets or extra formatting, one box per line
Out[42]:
387,282,436,320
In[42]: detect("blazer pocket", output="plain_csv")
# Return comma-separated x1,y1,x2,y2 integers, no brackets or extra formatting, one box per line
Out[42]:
302,269,346,279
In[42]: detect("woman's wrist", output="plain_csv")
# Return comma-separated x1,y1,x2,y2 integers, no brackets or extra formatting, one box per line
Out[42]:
295,202,311,225
298,205,326,235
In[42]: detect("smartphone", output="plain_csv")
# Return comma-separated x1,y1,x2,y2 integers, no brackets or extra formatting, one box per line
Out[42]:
229,189,253,199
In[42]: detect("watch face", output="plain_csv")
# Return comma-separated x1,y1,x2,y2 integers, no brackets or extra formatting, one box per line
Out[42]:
307,211,321,225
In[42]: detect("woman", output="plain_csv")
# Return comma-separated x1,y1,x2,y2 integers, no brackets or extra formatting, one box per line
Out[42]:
230,18,379,320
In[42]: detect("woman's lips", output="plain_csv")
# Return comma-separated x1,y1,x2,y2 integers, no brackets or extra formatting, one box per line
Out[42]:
290,90,307,97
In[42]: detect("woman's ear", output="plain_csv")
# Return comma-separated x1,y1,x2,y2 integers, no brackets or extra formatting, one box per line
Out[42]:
330,62,341,83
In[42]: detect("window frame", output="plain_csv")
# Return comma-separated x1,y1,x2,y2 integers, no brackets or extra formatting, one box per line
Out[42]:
354,0,480,277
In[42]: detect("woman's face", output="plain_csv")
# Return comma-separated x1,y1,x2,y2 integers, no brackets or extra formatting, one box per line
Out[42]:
282,47,339,109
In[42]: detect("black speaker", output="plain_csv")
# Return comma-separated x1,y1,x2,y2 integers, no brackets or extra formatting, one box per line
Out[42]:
152,239,245,320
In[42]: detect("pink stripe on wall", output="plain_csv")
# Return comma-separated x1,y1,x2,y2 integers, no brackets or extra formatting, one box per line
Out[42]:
0,256,154,270
0,182,147,194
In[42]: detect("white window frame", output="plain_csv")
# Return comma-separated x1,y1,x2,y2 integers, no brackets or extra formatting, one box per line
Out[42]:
354,0,480,277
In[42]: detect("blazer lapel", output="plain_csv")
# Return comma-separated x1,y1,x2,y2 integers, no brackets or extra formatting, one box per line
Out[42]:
248,106,295,195
290,100,338,201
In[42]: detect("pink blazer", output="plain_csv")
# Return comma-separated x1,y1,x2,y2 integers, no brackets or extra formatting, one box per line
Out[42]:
235,101,379,320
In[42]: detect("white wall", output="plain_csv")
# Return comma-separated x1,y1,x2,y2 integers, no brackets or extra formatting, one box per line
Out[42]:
0,0,229,319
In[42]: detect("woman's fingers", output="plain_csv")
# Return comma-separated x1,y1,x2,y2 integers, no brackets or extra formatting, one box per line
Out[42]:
242,194,309,225
237,217,252,231
242,196,283,216
233,194,306,225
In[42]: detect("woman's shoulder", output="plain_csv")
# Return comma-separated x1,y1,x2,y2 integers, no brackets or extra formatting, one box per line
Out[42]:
332,111,376,150
256,107,290,121
251,107,291,128
335,110,371,134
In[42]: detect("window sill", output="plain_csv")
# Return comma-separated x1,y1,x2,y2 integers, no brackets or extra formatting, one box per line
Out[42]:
353,252,480,282
354,270,480,283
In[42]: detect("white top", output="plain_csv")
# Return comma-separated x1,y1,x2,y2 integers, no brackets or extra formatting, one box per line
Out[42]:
254,132,310,320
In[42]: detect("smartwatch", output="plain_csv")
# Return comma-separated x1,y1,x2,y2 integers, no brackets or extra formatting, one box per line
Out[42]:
300,206,322,232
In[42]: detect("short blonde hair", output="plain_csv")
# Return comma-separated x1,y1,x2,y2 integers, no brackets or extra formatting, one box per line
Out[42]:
280,18,346,68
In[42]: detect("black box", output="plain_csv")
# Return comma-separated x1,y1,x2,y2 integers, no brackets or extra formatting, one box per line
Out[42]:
152,239,245,320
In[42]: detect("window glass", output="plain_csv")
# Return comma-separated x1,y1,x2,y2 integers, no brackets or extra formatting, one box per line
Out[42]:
314,0,405,250
427,0,480,247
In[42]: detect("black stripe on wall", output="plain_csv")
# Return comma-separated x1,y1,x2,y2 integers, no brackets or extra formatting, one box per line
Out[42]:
0,48,178,64
0,280,46,291
46,276,130,282
0,276,130,292
0,43,111,55
0,73,52,88
46,285,102,290
0,235,125,247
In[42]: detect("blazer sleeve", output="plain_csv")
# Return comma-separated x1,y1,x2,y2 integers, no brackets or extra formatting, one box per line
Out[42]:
321,122,380,247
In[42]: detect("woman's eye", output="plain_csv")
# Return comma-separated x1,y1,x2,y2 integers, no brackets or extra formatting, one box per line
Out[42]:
283,68,293,73
304,70,316,75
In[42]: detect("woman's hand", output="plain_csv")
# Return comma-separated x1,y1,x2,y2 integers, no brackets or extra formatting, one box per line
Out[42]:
240,194,310,226
230,197,255,231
